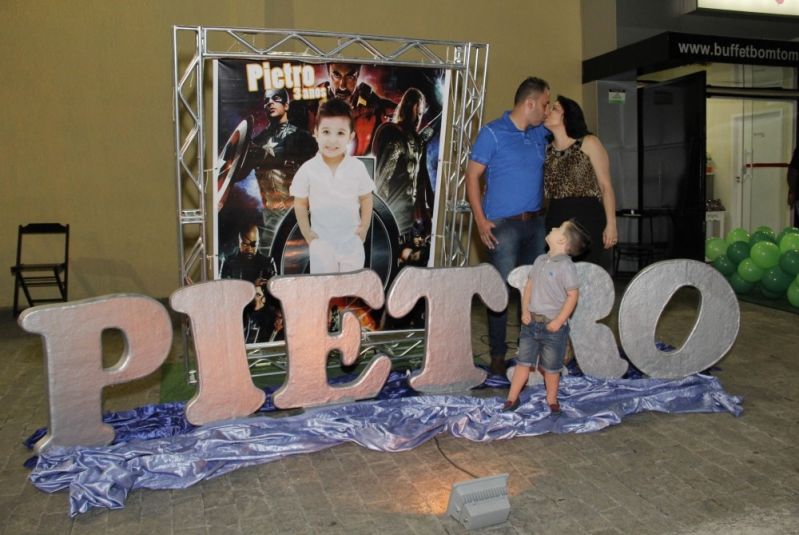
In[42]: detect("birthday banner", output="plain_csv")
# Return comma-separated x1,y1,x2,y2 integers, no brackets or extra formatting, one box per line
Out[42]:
213,59,450,342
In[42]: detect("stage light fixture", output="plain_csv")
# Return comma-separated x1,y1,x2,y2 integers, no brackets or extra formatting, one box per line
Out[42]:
446,473,510,530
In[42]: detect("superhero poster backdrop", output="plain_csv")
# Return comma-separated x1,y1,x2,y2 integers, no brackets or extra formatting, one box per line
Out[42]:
213,59,450,343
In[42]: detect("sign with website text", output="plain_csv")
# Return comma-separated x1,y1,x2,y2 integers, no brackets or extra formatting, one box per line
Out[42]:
669,33,799,67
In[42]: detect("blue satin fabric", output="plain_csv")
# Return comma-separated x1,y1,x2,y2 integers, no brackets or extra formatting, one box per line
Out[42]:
25,371,419,453
24,342,673,454
27,374,742,517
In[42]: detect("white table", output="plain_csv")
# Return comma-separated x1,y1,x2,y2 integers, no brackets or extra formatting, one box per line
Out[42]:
705,211,725,240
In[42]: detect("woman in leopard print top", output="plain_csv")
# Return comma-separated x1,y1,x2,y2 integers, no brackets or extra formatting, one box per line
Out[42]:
544,95,617,269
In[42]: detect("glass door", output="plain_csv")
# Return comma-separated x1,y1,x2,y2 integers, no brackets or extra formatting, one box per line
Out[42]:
708,98,796,235
706,61,796,236
639,72,707,261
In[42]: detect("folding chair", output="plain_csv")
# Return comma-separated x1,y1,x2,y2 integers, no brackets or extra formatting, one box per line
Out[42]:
10,223,69,316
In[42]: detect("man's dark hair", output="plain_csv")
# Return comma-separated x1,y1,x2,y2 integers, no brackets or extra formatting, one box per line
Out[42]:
513,76,549,105
557,95,591,139
327,62,360,75
317,98,354,130
563,218,591,257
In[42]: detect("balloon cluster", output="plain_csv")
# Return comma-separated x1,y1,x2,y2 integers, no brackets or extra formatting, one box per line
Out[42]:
706,226,799,308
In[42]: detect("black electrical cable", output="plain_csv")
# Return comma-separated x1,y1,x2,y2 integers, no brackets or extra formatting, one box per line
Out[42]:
433,436,478,479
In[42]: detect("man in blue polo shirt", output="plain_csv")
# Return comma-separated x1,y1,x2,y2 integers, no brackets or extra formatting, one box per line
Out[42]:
466,76,551,375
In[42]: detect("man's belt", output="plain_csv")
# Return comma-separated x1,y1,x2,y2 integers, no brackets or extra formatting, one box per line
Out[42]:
531,313,553,323
506,210,542,221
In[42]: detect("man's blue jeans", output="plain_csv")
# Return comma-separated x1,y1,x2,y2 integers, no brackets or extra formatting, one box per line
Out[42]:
487,216,546,358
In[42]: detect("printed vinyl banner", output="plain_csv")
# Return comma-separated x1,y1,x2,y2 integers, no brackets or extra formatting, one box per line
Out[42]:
213,59,449,343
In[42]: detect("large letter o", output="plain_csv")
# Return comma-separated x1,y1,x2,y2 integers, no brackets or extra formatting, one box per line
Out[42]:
619,259,739,379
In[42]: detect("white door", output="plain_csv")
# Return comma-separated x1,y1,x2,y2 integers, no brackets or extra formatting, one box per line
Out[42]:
732,102,793,233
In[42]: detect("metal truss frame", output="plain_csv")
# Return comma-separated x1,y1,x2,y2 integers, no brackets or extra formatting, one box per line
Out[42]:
172,26,488,380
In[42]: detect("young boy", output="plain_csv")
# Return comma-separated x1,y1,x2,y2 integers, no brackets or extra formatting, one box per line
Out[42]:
502,218,590,414
290,99,375,273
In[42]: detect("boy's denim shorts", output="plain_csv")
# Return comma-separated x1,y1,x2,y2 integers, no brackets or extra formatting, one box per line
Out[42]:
517,315,570,373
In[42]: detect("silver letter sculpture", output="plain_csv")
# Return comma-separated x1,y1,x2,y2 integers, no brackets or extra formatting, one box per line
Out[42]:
19,295,172,452
570,263,628,378
619,259,740,379
387,264,508,393
19,260,742,450
171,280,266,425
509,262,634,379
270,270,392,408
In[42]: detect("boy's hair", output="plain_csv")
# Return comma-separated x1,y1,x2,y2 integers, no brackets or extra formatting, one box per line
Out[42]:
317,98,354,130
563,218,591,257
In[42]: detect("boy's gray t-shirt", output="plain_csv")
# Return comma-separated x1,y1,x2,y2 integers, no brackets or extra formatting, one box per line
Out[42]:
527,253,579,319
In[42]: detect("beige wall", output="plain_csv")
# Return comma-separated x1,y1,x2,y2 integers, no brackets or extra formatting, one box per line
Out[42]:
1,0,585,307
580,0,617,132
274,0,584,122
581,0,616,60
1,0,267,307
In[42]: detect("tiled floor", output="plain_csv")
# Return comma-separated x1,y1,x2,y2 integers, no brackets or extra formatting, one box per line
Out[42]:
1,287,797,534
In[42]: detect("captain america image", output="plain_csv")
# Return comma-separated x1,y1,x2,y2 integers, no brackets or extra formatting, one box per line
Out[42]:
249,88,317,211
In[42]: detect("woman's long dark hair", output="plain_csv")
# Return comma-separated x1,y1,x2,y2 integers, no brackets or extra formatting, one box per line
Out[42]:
557,95,591,139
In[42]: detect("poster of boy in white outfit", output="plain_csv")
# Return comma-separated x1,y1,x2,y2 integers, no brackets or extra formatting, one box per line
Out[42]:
290,98,375,273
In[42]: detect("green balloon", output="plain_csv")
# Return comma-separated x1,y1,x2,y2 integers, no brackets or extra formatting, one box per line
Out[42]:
774,227,799,245
712,255,736,276
750,230,776,245
779,250,799,276
759,286,782,299
777,227,799,246
737,258,764,282
779,233,799,253
705,238,728,261
728,273,754,294
787,283,799,308
726,227,750,245
750,241,780,269
727,241,751,265
755,225,775,238
760,266,792,293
